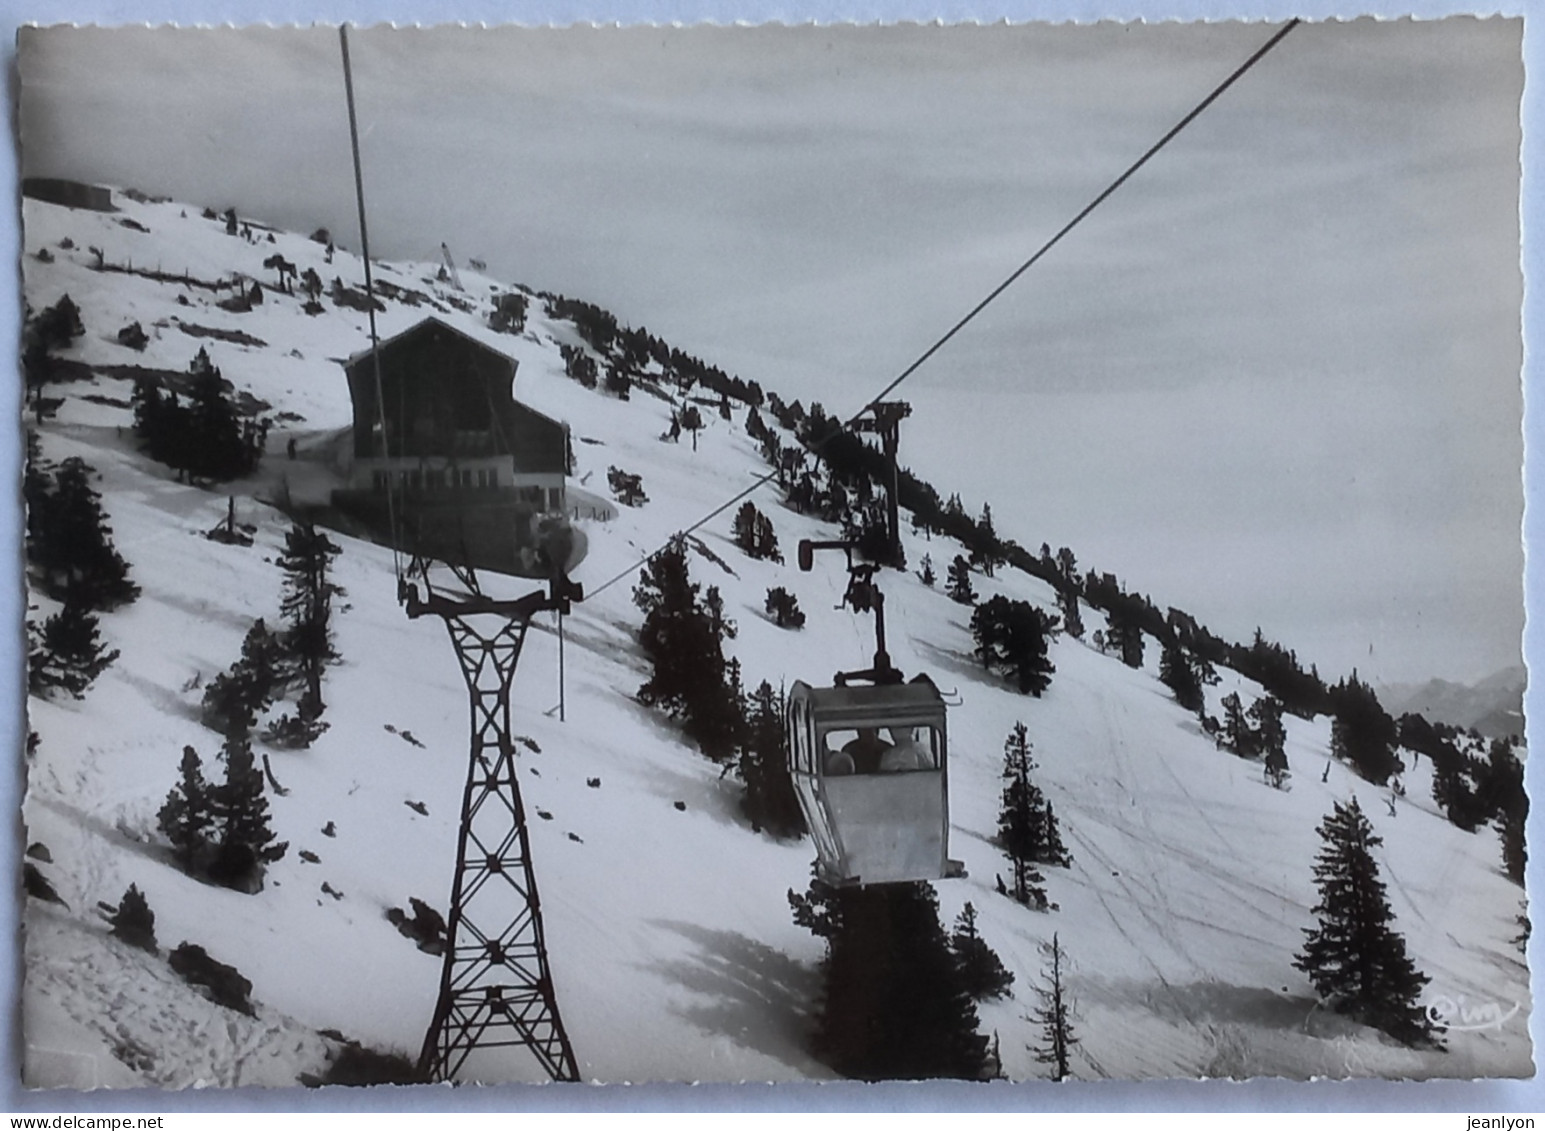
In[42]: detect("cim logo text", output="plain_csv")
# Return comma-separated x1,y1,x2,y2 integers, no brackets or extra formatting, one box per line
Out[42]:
1426,994,1522,1033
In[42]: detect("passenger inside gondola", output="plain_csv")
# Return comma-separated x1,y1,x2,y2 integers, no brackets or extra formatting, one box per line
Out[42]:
822,726,940,775
879,726,928,772
841,727,893,773
824,744,856,776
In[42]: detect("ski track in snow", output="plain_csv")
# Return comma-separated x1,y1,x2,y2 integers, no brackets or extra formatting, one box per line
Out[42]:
16,189,1531,1090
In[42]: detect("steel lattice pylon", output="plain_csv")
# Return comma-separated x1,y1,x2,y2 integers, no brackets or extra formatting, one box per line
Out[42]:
409,584,580,1084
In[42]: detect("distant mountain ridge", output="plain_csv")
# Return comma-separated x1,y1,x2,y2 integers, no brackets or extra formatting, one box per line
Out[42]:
1379,665,1526,742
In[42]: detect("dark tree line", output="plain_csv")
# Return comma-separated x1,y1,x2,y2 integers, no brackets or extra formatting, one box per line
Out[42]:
1400,714,1526,883
542,292,762,407
755,390,1357,729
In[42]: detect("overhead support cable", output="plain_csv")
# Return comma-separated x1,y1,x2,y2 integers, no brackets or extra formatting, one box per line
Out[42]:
340,23,404,589
584,18,1301,601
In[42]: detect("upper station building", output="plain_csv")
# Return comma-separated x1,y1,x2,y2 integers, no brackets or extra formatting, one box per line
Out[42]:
341,316,568,508
331,316,575,577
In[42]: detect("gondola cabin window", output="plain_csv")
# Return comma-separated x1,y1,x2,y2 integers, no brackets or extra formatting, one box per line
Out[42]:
820,725,941,775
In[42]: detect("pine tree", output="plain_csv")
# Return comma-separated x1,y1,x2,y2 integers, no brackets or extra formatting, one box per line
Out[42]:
945,555,975,605
634,542,743,762
28,595,120,699
690,653,748,766
1054,546,1078,586
738,680,805,838
1328,674,1401,786
266,685,329,749
184,348,260,482
1501,806,1526,887
732,502,783,562
29,457,138,610
131,375,175,472
1031,933,1079,1081
158,745,215,871
1158,638,1204,713
764,587,806,629
678,403,703,447
970,504,999,577
971,596,1057,696
1057,588,1084,640
23,430,51,553
1219,691,1254,756
1251,695,1290,787
109,884,157,954
1104,604,1145,669
789,876,990,1080
1040,800,1071,868
635,542,706,718
1294,797,1440,1048
1430,748,1485,832
603,364,631,400
278,523,342,725
209,733,289,891
950,902,1015,1001
997,723,1051,908
917,554,936,588
202,619,284,738
1480,740,1527,885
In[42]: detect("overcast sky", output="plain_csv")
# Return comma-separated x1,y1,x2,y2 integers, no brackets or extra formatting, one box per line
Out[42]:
15,16,1525,687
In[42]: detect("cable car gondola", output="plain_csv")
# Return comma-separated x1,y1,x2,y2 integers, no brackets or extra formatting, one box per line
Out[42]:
786,539,964,887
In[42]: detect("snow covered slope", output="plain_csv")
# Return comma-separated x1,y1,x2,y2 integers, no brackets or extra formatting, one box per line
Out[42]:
19,187,1531,1088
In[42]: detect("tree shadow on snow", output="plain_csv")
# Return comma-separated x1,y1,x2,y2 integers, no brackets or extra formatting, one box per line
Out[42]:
909,638,989,688
114,667,204,723
644,919,825,1076
1083,976,1320,1034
